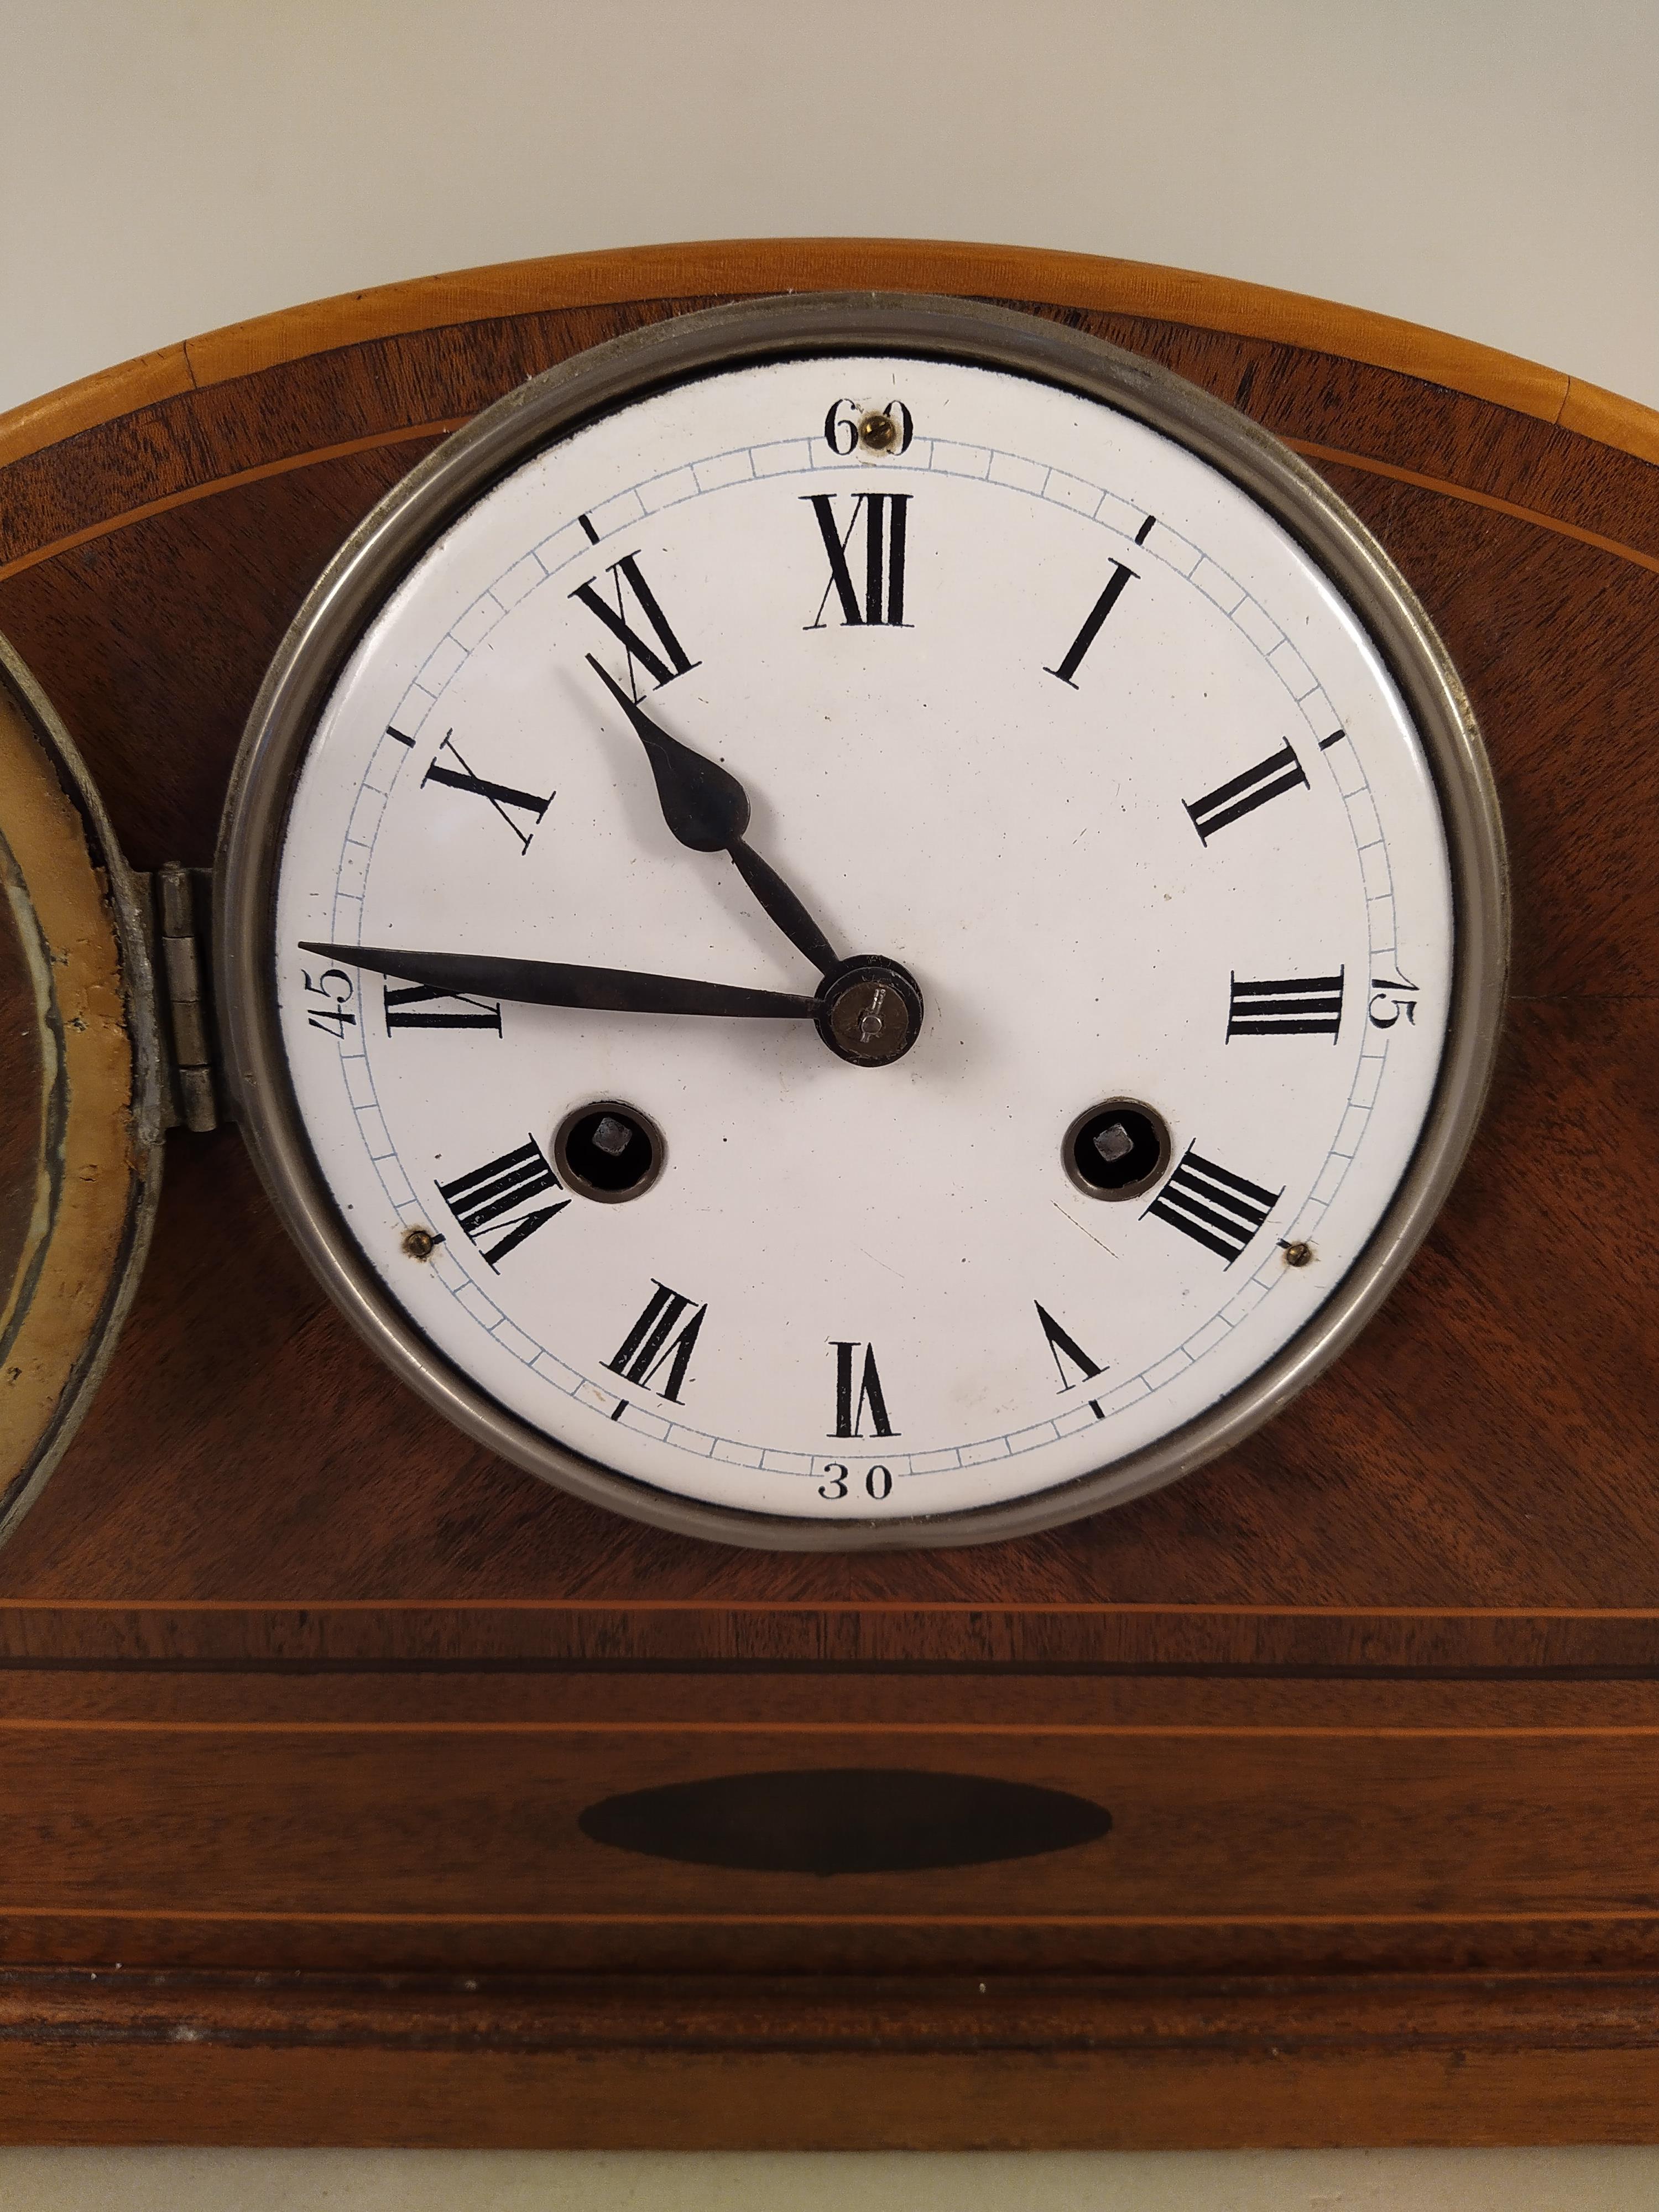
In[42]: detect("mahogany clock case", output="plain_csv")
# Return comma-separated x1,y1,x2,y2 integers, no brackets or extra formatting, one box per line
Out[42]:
0,239,1654,2148
217,290,1508,1551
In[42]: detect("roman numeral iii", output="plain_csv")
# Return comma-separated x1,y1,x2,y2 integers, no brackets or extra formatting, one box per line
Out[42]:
1144,1145,1284,1266
1185,740,1308,842
422,731,552,854
436,1136,568,1269
605,1281,707,1404
804,494,910,628
1226,968,1345,1041
571,552,699,700
831,1340,896,1437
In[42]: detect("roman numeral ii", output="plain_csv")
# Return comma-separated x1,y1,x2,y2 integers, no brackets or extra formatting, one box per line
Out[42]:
1185,740,1308,843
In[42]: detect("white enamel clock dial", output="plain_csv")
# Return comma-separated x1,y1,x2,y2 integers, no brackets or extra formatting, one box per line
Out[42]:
224,298,1504,1547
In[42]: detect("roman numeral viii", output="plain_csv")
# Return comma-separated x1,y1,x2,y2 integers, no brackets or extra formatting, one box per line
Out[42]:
571,552,698,702
1144,1145,1283,1267
605,1281,706,1404
831,1341,896,1437
804,494,910,628
1226,967,1344,1041
436,1136,568,1269
1185,740,1308,843
422,731,552,854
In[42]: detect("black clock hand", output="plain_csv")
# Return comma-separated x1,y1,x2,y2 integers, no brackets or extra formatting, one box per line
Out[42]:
585,659,841,977
298,943,820,1020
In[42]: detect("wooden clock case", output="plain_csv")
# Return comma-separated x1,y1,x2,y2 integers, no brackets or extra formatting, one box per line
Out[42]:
0,238,1654,2148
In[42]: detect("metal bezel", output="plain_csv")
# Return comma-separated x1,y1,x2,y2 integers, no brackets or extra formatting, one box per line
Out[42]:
216,292,1509,1552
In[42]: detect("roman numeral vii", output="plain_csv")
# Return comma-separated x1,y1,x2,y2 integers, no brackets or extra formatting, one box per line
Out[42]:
605,1280,707,1405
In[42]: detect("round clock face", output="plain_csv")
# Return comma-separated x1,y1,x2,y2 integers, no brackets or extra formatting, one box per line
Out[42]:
225,298,1504,1546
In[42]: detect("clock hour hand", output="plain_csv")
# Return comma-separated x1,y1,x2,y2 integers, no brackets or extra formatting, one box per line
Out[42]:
297,943,821,1021
585,659,841,977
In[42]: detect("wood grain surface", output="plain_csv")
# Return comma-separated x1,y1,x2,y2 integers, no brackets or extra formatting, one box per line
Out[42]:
0,240,1654,2147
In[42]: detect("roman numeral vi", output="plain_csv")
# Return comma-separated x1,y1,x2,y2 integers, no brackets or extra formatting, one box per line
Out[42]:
831,1341,896,1437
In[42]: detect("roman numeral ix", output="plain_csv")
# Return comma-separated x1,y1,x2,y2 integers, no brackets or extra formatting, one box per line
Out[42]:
1226,967,1345,1041
436,1136,568,1269
605,1281,707,1405
421,731,552,854
1185,740,1308,843
571,552,698,701
804,493,910,628
831,1340,896,1437
384,981,503,1034
1144,1145,1284,1267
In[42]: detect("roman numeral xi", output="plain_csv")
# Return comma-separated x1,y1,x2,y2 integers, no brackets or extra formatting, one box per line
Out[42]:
805,494,910,628
571,551,698,702
436,1136,568,1269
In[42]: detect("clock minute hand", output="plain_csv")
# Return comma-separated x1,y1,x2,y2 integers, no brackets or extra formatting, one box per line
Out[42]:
586,659,841,977
297,943,821,1021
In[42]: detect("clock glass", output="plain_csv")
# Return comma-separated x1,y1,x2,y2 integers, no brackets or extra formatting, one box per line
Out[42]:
224,300,1502,1545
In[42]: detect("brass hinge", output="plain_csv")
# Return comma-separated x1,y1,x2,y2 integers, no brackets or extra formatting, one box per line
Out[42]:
148,863,220,1133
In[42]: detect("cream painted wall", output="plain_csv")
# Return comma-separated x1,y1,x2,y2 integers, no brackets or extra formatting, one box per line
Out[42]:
3,0,1658,415
2,4,1656,2201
